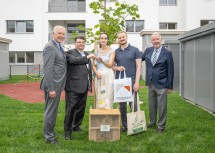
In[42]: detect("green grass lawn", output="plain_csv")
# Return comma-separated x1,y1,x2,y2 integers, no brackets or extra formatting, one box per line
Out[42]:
0,75,41,84
0,86,215,152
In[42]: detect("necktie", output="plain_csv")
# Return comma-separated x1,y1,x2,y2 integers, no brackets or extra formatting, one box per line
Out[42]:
152,49,158,66
59,44,64,54
59,44,66,59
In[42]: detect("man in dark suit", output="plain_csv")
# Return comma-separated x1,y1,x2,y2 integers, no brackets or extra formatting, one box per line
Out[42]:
40,26,66,144
64,36,94,140
142,32,174,133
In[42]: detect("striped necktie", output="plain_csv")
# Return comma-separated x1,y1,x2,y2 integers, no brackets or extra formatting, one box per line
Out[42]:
59,44,65,59
152,49,158,66
59,44,64,54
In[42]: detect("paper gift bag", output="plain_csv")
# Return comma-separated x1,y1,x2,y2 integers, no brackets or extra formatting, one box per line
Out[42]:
96,74,109,109
114,71,132,102
98,84,108,109
127,93,147,135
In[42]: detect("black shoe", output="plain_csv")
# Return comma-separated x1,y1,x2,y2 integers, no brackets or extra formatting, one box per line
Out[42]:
147,123,156,128
65,134,71,140
45,139,58,144
73,127,82,132
156,128,164,133
120,127,127,132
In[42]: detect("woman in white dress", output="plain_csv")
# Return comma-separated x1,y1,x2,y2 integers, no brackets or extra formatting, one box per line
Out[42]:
92,33,115,109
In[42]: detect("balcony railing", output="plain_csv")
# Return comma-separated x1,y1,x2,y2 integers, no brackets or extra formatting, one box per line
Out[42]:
49,1,86,12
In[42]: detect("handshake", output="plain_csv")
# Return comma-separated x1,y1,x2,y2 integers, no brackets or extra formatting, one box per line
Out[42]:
87,54,102,62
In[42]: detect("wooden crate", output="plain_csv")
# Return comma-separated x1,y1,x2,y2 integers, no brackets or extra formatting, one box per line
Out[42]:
89,108,120,141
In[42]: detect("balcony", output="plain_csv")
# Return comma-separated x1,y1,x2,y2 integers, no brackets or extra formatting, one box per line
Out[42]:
49,1,86,12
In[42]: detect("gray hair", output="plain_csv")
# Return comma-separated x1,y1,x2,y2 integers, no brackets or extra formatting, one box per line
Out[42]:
53,25,65,33
151,32,162,39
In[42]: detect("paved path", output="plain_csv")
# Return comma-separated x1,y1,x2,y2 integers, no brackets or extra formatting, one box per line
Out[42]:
0,82,145,104
0,82,93,104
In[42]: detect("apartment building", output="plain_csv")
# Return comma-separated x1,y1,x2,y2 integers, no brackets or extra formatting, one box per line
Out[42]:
0,0,214,75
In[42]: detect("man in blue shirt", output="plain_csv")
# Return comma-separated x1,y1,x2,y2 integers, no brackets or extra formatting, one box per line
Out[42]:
113,31,142,132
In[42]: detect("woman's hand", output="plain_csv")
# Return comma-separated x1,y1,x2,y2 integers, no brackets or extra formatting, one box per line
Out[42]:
96,73,102,79
96,56,103,62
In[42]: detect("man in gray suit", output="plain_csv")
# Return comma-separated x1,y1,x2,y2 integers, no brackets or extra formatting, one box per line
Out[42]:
40,25,67,144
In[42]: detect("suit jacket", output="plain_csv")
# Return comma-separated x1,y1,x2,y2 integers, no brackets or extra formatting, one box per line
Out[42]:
65,49,92,93
40,39,67,92
142,46,174,89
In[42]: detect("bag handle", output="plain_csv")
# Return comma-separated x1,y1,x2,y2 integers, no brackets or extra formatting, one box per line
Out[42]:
131,92,141,112
118,70,127,79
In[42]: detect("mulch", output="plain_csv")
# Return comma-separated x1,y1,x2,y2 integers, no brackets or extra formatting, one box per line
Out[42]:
0,82,93,104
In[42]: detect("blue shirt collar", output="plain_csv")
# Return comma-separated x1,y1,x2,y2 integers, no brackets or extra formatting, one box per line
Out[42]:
118,44,131,51
154,46,162,54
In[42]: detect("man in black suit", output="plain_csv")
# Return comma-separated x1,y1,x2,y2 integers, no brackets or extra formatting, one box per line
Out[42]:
64,36,94,140
142,32,174,133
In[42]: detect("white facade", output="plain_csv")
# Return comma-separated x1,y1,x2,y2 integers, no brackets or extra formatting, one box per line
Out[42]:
0,0,215,67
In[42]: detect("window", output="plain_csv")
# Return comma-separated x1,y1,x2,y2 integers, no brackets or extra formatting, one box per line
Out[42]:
67,23,85,44
16,21,26,32
200,20,215,26
7,21,15,33
7,20,34,33
135,21,144,32
160,0,177,6
126,21,134,32
67,23,85,33
26,52,34,63
17,52,25,63
9,52,34,63
126,20,144,32
159,22,177,29
9,52,15,63
26,21,34,32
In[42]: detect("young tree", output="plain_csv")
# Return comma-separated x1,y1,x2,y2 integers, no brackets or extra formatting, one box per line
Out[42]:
74,0,140,46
